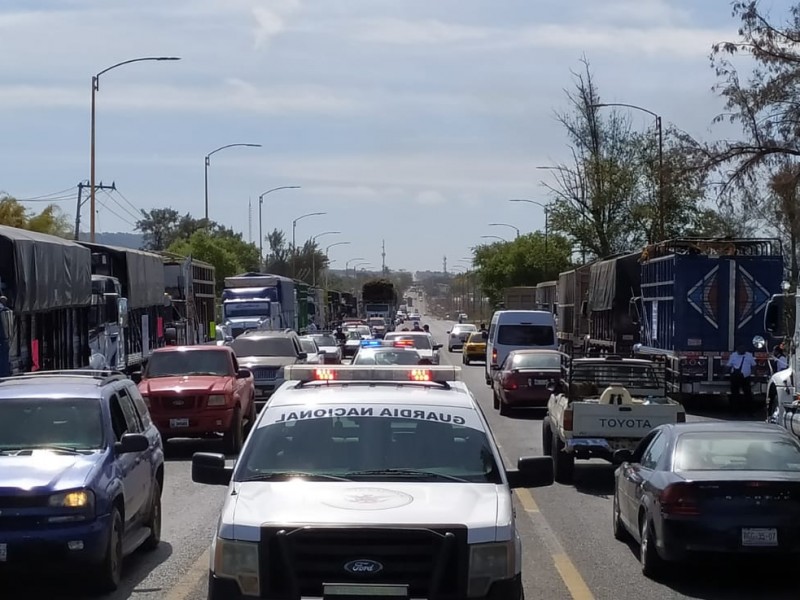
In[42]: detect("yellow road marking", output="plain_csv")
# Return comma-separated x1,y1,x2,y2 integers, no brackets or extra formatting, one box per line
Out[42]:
553,552,595,600
163,548,209,600
514,488,539,513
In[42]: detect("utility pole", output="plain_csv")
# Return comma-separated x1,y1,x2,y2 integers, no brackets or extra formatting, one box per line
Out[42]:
443,255,447,274
248,197,252,243
382,239,386,275
75,180,116,241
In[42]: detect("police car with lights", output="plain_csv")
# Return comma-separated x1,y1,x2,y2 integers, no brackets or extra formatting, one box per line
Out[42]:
192,365,554,600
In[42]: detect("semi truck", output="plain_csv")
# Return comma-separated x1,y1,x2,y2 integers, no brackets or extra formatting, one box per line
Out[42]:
536,280,558,315
557,263,592,355
361,279,397,326
0,226,92,377
632,238,782,404
764,281,800,435
221,273,295,339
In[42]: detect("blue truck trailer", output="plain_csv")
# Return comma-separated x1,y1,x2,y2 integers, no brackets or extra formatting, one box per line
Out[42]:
632,238,782,403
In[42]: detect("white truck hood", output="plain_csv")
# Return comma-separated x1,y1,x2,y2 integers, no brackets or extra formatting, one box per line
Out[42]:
221,481,505,544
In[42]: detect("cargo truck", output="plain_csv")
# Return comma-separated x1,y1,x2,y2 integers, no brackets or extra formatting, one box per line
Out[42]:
361,279,397,328
557,263,592,355
221,273,295,339
536,280,558,315
0,226,92,376
764,281,800,435
632,238,781,404
503,286,537,310
161,253,216,345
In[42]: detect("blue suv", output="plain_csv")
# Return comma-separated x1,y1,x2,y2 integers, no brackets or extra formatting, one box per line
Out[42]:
0,370,164,592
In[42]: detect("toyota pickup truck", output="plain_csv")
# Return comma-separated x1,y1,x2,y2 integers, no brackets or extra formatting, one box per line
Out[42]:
542,356,685,483
133,346,256,454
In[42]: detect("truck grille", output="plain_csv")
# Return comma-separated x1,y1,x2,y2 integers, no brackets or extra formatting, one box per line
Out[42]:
149,395,201,410
0,495,48,509
252,367,278,380
259,525,468,599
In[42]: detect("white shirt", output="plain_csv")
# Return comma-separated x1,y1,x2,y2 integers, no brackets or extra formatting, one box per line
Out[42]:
307,322,318,332
727,351,756,378
776,355,789,371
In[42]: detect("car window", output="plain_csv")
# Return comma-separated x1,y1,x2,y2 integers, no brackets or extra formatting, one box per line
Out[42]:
640,431,667,469
300,339,317,353
313,334,337,346
674,432,800,472
0,397,104,450
236,404,501,483
117,387,143,431
231,336,297,357
126,383,153,428
512,353,561,370
497,324,554,346
353,349,422,365
146,349,232,377
109,394,129,441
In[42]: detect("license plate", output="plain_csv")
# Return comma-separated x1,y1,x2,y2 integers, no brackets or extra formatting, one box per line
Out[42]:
324,583,408,598
533,379,548,385
169,418,189,428
742,528,778,547
0,543,6,562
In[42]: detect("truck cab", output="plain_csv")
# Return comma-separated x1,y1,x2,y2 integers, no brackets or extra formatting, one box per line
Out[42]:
221,289,282,339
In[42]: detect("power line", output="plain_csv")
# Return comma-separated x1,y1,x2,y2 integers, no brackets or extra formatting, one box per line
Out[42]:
14,186,78,202
102,190,140,223
96,195,136,228
113,187,144,217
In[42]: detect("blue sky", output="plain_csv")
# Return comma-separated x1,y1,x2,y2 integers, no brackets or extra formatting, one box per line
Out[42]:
0,0,791,271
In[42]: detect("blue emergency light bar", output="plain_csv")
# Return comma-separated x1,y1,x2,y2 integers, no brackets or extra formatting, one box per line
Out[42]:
360,339,383,347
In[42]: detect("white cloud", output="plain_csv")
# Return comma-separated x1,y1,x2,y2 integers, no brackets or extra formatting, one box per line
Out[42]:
582,0,691,26
252,0,302,48
415,190,447,205
351,17,491,45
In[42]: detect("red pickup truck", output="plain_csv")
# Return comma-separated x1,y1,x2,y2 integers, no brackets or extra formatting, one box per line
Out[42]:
134,346,256,453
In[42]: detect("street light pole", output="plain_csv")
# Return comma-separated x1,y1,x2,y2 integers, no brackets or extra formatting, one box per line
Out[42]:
488,223,520,239
591,102,664,240
204,143,262,221
481,235,508,243
345,257,365,286
258,186,300,270
291,212,327,279
509,199,550,250
311,231,341,287
325,241,350,289
90,56,180,242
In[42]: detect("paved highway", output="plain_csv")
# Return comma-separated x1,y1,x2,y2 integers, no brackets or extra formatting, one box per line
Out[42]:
13,315,797,599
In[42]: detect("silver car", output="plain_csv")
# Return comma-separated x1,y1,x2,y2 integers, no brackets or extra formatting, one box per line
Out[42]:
307,333,342,364
299,336,323,364
447,324,478,351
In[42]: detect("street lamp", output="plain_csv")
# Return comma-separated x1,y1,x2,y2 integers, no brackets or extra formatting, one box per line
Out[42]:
205,143,261,221
310,231,341,287
90,56,181,242
591,102,664,240
291,212,327,279
324,242,350,289
488,223,520,239
258,186,300,268
481,235,508,243
509,199,550,250
346,257,365,282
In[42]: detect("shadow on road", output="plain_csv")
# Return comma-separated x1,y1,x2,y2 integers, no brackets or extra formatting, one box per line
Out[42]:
505,407,548,421
572,463,615,499
682,395,767,422
164,437,246,462
0,542,174,599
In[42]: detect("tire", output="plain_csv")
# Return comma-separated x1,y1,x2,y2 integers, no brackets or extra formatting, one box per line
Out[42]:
542,418,552,456
640,516,665,579
464,356,470,365
612,490,627,541
499,395,511,416
552,430,574,484
447,345,453,352
224,406,244,454
142,481,162,551
92,506,123,592
493,389,500,410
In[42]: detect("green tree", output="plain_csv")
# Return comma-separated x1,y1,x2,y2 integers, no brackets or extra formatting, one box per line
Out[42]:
263,229,328,285
136,208,211,251
472,233,572,307
0,195,72,237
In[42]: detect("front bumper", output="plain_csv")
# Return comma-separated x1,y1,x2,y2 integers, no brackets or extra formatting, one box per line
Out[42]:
0,513,111,572
154,407,234,437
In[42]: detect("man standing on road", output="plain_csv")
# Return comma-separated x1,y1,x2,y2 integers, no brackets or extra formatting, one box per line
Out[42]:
727,343,756,413
307,317,318,332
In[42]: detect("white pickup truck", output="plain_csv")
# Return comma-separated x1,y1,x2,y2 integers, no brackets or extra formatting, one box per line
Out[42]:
543,356,686,483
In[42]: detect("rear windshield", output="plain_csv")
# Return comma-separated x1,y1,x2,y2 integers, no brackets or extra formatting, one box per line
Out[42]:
497,324,554,346
467,333,486,343
311,334,336,347
570,363,661,391
231,337,296,357
388,335,431,350
674,433,800,472
352,349,422,365
0,398,103,450
146,350,231,377
512,353,561,370
453,325,477,334
299,339,317,353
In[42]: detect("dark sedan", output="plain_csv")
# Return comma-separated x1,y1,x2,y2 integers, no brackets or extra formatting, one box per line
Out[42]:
613,422,800,579
491,349,566,415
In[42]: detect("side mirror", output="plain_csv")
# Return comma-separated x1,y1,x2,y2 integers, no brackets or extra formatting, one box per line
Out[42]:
130,371,142,384
613,449,633,464
433,344,443,350
115,433,149,454
192,452,233,486
507,456,554,488
446,330,451,334
764,295,782,335
298,352,308,360
236,368,251,379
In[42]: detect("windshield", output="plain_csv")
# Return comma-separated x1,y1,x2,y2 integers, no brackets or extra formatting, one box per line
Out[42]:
353,349,422,365
223,301,271,319
453,325,476,334
368,318,385,326
0,398,103,450
387,335,431,350
570,362,662,392
511,353,562,370
231,336,296,357
299,339,317,353
674,433,800,472
146,350,232,377
235,404,501,483
346,330,366,341
497,324,554,346
467,333,486,343
311,334,337,347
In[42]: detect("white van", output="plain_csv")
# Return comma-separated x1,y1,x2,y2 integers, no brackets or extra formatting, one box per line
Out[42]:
484,310,558,384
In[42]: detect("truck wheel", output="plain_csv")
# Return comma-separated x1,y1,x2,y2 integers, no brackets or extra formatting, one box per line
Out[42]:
552,431,574,484
493,389,500,410
224,406,244,454
91,507,123,593
142,481,162,551
542,418,552,456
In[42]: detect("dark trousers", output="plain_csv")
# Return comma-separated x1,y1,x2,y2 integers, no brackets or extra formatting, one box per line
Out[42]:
729,371,753,410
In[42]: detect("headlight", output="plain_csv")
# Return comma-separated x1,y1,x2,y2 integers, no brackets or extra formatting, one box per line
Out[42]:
213,537,260,596
468,541,514,597
49,490,95,510
207,395,227,407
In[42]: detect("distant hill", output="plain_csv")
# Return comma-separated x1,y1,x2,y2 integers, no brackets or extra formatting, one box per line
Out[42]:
78,231,145,249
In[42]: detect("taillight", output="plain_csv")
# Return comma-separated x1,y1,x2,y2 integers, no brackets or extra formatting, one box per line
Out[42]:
491,348,497,364
660,483,699,516
676,411,686,423
563,408,573,431
501,374,518,390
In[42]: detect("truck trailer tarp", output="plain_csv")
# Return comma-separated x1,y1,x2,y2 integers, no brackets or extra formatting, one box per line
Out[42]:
78,242,166,309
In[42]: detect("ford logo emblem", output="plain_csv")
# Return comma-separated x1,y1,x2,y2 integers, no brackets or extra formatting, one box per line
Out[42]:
343,559,384,575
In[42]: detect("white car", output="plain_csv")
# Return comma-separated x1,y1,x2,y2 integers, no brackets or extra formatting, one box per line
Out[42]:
447,323,478,351
299,336,323,364
383,331,442,364
192,364,554,599
307,333,342,364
